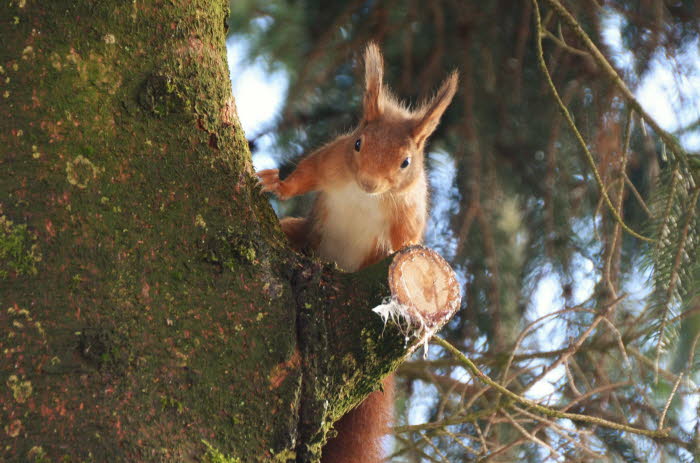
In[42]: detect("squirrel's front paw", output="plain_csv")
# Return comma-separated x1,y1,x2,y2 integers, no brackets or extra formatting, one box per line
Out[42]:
256,168,281,193
256,169,291,200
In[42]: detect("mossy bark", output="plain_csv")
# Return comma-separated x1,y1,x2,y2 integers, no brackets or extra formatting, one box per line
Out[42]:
0,2,440,462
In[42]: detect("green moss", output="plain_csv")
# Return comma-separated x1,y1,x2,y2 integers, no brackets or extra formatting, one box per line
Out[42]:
27,446,49,463
201,440,242,463
203,225,263,270
0,215,41,278
271,449,296,462
137,72,187,117
160,395,184,414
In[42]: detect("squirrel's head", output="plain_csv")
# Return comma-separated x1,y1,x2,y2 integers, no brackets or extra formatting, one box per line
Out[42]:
349,43,458,195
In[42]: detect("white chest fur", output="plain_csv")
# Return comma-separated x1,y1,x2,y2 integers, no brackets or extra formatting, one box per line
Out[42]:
316,182,391,272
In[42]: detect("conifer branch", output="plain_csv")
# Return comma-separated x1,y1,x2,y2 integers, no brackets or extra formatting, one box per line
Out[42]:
531,0,654,242
541,0,689,164
654,186,700,372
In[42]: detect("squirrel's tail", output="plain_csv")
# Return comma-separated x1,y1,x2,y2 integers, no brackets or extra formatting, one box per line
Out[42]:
280,217,310,251
321,375,394,463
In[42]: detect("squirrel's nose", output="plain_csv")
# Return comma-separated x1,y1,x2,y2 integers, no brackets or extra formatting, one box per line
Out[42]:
359,179,379,194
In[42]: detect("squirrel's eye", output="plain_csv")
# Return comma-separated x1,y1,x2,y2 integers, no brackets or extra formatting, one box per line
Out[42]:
354,139,362,152
401,157,411,169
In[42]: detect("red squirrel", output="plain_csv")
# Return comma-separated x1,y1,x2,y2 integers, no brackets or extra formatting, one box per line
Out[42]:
257,43,457,463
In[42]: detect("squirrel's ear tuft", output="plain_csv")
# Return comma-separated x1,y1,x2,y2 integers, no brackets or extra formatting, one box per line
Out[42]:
363,42,384,122
412,71,459,146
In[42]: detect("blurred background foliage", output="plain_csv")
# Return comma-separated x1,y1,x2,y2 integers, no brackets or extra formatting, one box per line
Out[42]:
228,0,700,461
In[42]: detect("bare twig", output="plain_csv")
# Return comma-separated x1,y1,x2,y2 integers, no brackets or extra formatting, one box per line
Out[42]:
564,360,582,396
504,410,563,460
393,434,444,463
624,173,653,217
659,373,683,430
512,405,605,459
433,337,671,439
500,297,601,385
439,428,483,457
604,110,633,296
541,27,590,57
418,431,451,463
518,297,623,396
393,408,499,434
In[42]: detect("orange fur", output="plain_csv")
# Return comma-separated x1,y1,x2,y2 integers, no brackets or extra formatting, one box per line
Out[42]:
320,376,394,463
280,217,309,250
357,239,386,270
257,42,458,462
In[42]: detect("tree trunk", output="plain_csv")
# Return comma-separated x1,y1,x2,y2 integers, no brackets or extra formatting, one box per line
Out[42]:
0,2,458,462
